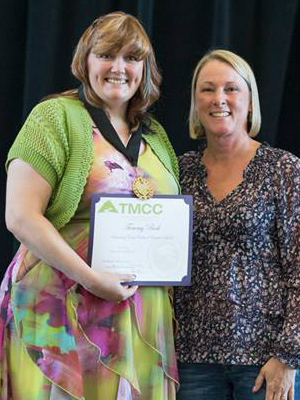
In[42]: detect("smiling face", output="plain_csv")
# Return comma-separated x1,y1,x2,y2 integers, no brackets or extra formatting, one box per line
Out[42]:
195,59,252,140
87,45,144,112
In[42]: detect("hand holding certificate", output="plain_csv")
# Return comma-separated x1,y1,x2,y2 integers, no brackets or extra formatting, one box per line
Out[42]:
88,194,193,286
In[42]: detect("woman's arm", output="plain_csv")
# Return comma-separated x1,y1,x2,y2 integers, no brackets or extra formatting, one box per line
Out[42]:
6,159,137,302
253,152,300,400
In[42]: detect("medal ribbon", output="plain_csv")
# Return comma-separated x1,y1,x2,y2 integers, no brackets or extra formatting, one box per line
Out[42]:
78,85,142,166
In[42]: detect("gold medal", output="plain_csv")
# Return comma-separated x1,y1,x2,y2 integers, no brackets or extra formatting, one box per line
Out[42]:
132,176,154,200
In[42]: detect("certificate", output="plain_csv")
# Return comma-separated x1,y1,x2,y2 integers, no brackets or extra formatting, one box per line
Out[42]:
88,194,193,286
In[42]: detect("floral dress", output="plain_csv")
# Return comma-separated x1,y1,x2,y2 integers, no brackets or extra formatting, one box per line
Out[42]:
0,129,179,400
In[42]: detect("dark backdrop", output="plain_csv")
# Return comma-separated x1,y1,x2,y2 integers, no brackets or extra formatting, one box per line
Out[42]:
1,0,300,275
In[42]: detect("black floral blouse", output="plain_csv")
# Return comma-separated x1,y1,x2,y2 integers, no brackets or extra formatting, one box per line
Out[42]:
174,143,300,368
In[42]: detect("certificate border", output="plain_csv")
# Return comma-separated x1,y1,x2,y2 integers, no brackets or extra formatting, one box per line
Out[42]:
88,193,193,286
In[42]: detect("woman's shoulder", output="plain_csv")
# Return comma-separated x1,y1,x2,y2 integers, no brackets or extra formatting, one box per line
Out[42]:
257,145,300,189
177,151,202,187
31,96,83,116
260,144,300,170
143,117,174,152
178,150,200,169
22,96,90,139
177,151,203,191
146,117,166,136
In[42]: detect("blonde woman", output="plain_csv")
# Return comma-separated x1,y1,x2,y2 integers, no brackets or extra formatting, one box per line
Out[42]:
175,49,300,400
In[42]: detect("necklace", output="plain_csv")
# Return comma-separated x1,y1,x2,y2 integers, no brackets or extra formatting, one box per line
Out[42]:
78,85,154,199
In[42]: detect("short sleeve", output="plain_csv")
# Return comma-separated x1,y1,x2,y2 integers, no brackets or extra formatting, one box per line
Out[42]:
6,99,69,189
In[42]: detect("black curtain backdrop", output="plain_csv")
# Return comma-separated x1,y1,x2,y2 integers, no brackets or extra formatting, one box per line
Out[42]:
1,0,300,276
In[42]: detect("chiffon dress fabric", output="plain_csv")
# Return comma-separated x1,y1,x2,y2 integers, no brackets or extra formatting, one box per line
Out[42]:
0,128,179,400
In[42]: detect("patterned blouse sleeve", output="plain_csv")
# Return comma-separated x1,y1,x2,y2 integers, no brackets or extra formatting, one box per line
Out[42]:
273,152,300,368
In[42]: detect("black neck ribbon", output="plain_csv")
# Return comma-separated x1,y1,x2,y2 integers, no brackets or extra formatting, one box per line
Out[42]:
78,85,142,166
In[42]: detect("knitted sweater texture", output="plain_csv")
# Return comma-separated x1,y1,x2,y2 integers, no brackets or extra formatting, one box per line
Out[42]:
7,97,179,230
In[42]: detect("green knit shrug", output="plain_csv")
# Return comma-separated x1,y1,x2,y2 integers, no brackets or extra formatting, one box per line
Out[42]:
7,97,180,231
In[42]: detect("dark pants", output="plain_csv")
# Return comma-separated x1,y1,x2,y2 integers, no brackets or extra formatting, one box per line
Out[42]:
177,363,300,400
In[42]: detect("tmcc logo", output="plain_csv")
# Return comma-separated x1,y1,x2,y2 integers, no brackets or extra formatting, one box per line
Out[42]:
98,200,163,215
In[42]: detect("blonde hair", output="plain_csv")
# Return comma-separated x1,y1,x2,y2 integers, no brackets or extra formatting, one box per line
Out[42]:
69,11,161,130
189,49,261,138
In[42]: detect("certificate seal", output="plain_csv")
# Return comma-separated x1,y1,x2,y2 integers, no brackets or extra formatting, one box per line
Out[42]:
147,240,183,278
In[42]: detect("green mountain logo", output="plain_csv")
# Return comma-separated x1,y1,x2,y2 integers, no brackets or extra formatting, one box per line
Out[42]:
98,200,118,213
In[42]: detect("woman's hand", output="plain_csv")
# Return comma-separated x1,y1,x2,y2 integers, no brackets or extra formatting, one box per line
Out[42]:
252,357,296,400
84,269,138,302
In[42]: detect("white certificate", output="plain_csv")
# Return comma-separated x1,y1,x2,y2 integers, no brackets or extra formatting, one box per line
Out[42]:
88,194,193,286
